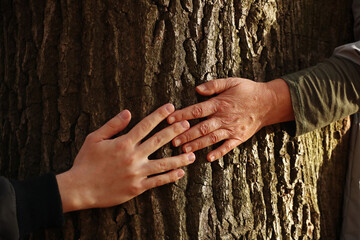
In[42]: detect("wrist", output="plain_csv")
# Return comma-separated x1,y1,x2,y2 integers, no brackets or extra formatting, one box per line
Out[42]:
56,170,88,213
262,78,294,127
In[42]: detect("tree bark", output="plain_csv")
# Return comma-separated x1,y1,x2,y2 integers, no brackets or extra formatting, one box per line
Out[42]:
0,0,353,239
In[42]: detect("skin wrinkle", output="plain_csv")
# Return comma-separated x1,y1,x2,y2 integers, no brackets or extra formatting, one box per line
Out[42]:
168,78,293,161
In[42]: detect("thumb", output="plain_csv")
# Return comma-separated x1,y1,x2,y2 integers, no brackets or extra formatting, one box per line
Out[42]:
196,78,238,96
92,110,131,141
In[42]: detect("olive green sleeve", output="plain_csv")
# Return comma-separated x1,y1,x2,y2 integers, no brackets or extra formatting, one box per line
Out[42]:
282,56,360,136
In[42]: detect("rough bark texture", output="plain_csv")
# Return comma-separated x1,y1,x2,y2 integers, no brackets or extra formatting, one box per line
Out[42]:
0,0,353,239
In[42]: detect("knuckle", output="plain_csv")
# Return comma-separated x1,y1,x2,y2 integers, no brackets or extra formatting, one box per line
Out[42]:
224,145,231,154
224,143,233,152
248,115,255,123
152,135,162,147
140,119,152,133
123,155,136,166
158,108,169,119
182,155,190,165
199,123,210,135
236,134,245,144
206,99,218,114
173,122,183,134
194,141,202,150
154,178,166,188
226,127,236,136
210,132,219,144
208,80,217,89
125,170,137,180
86,132,96,142
130,183,143,195
180,133,189,143
226,78,234,88
220,145,232,156
191,106,203,118
217,100,230,110
157,160,168,173
116,140,127,150
220,116,233,126
170,172,179,182
106,120,117,130
218,148,226,157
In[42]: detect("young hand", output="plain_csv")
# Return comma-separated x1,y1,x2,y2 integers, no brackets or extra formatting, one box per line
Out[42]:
56,104,195,212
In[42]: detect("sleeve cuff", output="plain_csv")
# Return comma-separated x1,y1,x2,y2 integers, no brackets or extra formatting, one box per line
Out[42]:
0,177,19,239
281,74,306,137
10,173,64,235
281,56,360,137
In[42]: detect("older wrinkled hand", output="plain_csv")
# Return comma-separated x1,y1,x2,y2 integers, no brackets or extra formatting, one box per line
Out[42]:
167,78,276,162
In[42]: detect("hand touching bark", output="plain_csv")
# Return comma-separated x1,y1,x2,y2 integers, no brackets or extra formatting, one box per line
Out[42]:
56,104,195,213
167,78,294,162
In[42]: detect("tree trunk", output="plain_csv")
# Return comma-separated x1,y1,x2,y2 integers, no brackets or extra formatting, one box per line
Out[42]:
0,0,353,239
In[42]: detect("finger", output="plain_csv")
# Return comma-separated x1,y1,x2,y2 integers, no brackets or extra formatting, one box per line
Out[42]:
139,121,190,156
142,169,185,190
127,103,175,143
196,78,238,95
182,129,229,153
167,100,217,124
144,152,195,176
207,139,242,162
91,110,131,141
172,118,221,147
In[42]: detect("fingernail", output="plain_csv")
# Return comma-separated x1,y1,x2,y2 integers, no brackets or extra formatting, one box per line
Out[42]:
166,104,174,113
209,155,215,162
181,120,189,129
174,139,181,147
177,170,185,178
188,153,196,163
197,85,207,92
118,110,129,120
184,146,192,153
168,116,175,124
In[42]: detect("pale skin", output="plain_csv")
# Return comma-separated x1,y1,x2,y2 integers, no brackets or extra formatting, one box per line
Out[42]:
167,78,294,162
56,103,195,213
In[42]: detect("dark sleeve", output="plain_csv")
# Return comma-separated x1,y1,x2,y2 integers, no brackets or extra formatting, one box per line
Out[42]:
0,177,19,240
282,56,360,136
10,173,64,236
353,0,360,40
